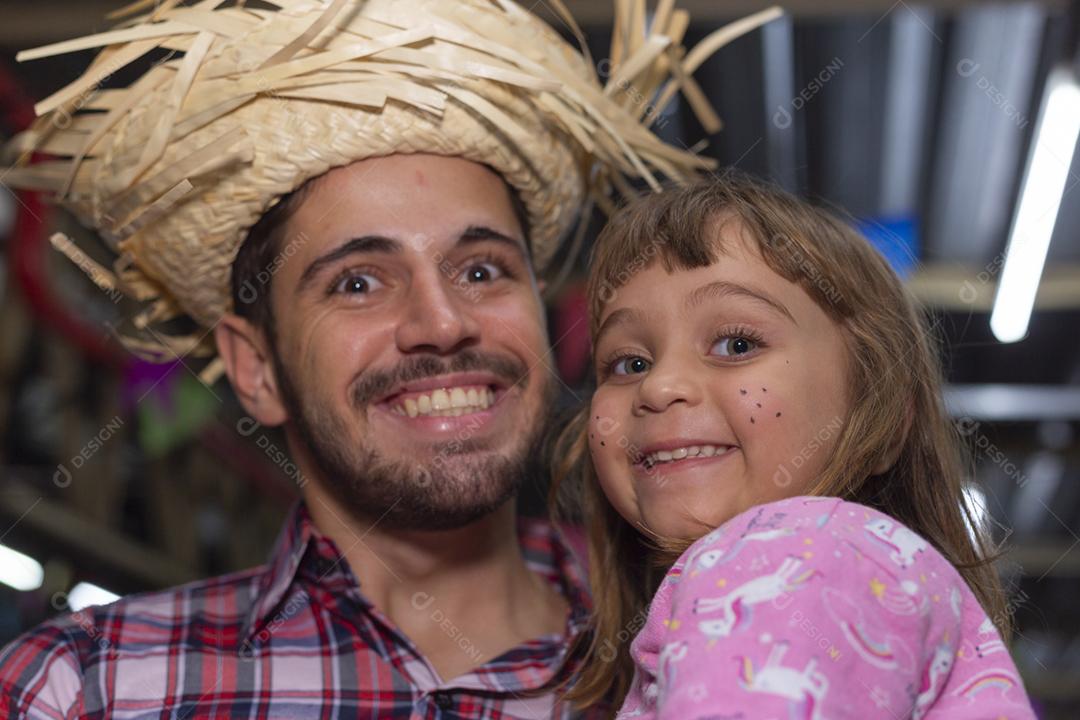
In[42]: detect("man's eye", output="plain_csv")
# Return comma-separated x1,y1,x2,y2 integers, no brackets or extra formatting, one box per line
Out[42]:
612,356,651,376
459,262,504,284
332,272,383,294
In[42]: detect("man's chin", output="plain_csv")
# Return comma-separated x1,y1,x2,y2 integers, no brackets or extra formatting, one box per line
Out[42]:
318,451,525,532
371,435,500,461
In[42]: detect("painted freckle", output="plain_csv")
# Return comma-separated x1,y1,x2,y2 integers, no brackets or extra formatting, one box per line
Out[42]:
750,417,756,424
756,402,762,408
776,412,781,417
600,441,606,446
739,389,747,395
762,387,767,392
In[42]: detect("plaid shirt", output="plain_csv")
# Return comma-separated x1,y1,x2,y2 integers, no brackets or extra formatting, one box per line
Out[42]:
0,503,603,719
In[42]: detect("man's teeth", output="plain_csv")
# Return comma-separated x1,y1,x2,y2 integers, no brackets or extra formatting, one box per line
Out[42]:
391,386,496,417
642,444,729,467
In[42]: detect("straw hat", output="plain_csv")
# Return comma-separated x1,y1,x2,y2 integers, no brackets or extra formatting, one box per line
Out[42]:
2,0,780,382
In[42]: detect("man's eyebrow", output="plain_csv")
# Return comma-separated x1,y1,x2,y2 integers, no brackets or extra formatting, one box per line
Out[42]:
295,236,401,294
685,280,797,325
594,307,648,347
458,225,528,258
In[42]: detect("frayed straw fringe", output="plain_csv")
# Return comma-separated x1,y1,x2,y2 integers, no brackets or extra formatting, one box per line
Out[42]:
4,0,781,380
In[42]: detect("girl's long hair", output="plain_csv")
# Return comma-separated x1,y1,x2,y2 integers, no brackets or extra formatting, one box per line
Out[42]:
550,172,1010,711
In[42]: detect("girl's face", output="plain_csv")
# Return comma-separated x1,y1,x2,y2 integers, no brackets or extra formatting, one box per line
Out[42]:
589,221,853,540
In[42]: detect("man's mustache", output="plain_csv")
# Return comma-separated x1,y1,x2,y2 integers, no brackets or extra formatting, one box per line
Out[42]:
352,349,530,408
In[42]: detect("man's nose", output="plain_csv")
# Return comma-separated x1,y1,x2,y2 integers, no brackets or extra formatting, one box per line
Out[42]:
394,268,481,355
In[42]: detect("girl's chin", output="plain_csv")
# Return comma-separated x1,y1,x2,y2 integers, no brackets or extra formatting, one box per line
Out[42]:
636,504,734,542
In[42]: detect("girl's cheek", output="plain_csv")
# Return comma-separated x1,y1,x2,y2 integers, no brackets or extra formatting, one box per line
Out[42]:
587,396,635,503
730,383,783,431
589,442,640,527
587,398,620,464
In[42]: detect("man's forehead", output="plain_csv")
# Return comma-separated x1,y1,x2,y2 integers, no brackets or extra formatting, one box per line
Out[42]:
282,155,530,257
303,153,508,194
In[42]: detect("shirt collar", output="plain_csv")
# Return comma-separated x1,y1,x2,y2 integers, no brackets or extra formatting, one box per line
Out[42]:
518,516,593,637
241,502,594,650
240,501,314,646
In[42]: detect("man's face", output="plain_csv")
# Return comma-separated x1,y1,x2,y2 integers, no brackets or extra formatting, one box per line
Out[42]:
264,154,555,530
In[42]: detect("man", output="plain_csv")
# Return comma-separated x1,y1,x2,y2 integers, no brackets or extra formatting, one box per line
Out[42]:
0,0,774,716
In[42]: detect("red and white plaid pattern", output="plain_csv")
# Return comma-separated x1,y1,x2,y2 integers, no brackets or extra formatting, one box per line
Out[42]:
0,503,604,719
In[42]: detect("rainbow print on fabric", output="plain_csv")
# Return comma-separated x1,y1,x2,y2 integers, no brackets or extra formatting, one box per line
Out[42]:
952,669,1019,701
837,618,899,670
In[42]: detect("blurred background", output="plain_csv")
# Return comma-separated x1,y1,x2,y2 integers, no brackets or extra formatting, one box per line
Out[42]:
0,0,1078,716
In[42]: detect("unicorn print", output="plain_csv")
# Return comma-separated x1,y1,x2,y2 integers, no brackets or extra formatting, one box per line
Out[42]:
972,636,1007,659
653,641,689,707
864,517,929,568
694,557,818,639
735,641,830,720
613,498,1034,718
966,617,1007,660
692,527,796,573
948,586,963,619
912,643,954,720
745,507,790,533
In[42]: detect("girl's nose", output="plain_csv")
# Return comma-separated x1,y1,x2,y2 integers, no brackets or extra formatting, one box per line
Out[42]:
633,356,703,415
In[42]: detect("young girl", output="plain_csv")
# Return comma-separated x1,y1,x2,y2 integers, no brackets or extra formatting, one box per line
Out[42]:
552,174,1036,718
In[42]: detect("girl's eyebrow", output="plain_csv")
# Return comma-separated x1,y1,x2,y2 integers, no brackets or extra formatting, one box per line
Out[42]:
685,280,797,326
595,307,647,346
594,279,796,346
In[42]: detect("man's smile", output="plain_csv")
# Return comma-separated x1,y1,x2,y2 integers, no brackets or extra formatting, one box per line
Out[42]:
372,371,515,435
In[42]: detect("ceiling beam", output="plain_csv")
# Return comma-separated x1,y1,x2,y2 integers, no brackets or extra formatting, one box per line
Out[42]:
0,478,197,590
0,0,1065,49
906,264,1080,311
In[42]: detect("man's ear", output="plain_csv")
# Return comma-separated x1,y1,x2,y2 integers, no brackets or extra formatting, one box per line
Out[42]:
214,313,288,426
872,397,915,475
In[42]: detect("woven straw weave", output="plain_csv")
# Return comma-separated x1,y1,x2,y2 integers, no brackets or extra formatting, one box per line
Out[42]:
1,0,781,380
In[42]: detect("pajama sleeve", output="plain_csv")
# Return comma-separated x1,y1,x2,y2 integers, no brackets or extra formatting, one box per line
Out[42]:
648,497,1035,720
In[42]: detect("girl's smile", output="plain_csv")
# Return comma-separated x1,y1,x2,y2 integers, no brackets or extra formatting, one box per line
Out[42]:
634,442,739,471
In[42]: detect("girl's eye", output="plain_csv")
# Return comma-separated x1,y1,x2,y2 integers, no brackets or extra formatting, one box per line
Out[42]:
332,272,384,295
459,261,504,284
611,355,652,376
711,335,759,357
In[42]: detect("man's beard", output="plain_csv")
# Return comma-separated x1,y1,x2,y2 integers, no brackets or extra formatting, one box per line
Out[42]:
273,348,554,531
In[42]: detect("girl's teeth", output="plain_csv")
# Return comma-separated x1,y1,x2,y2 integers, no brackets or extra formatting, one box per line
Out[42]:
644,444,728,466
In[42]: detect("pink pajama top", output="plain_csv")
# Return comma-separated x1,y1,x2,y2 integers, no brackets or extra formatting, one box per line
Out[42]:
618,496,1036,719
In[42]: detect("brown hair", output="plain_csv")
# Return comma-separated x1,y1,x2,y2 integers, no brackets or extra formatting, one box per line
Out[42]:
550,171,1009,711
